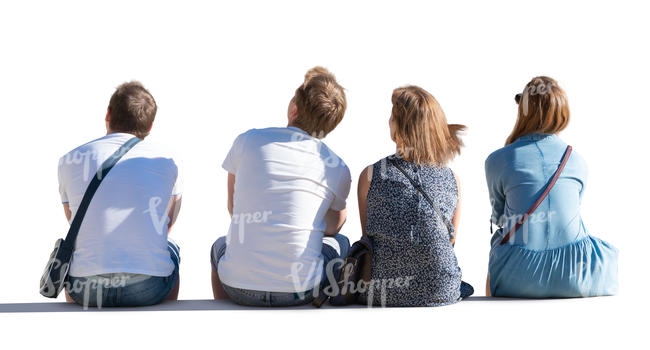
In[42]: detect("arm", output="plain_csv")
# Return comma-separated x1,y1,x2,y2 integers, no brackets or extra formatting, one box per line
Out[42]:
167,195,182,234
63,203,71,223
485,156,505,227
451,170,461,247
324,164,352,237
59,160,71,223
227,173,235,217
324,208,347,236
357,165,373,236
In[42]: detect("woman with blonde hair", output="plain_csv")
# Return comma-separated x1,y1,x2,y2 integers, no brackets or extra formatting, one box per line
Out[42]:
357,85,473,307
485,76,618,298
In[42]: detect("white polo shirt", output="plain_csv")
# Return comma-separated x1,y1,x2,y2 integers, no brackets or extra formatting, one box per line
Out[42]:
58,133,181,277
218,126,351,293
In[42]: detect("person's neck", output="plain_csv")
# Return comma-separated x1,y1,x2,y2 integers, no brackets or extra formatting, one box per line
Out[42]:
287,124,308,134
395,144,403,156
106,130,139,138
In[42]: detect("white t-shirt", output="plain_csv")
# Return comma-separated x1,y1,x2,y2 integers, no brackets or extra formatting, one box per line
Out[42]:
218,126,351,293
58,132,181,277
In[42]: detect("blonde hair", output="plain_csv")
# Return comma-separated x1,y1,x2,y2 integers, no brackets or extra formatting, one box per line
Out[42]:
292,66,346,138
391,85,465,165
506,76,570,145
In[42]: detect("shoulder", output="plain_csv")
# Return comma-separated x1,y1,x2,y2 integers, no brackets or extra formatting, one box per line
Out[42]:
317,140,350,175
485,144,513,167
570,147,587,167
244,127,295,139
229,127,264,141
59,134,105,157
58,135,107,170
485,142,521,174
449,167,460,187
359,156,394,186
359,163,373,184
223,128,259,153
424,163,458,191
138,137,180,167
241,127,264,137
235,128,259,142
235,127,300,146
366,155,405,181
563,144,588,176
122,135,174,160
548,135,586,166
357,163,376,201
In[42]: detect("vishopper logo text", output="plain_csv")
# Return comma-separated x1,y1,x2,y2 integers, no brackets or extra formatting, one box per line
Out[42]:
229,210,273,244
520,81,555,116
59,149,110,182
41,258,130,310
290,130,345,169
289,258,415,307
143,196,172,235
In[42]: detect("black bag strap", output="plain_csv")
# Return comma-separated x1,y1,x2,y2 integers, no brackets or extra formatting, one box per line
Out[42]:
62,136,141,250
388,158,454,240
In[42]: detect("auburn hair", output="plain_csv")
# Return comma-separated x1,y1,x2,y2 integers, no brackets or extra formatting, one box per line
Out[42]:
506,76,570,145
391,85,465,166
292,66,347,138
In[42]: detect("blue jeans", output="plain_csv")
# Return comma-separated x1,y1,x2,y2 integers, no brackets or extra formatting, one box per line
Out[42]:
211,234,350,306
66,240,180,308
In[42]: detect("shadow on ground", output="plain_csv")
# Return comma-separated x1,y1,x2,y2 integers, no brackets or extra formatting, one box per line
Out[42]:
0,296,535,313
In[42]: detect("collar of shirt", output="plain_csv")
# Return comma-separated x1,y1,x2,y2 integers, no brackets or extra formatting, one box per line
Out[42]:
515,132,555,142
103,132,137,139
287,126,310,136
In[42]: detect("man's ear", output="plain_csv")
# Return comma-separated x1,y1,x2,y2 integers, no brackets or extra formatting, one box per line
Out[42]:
288,101,299,124
105,107,112,133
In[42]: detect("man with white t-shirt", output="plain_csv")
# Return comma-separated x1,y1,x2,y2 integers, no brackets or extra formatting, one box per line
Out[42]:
210,67,352,306
59,81,182,307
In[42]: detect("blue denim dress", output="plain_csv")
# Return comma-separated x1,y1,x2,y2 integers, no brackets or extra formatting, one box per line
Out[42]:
485,133,618,297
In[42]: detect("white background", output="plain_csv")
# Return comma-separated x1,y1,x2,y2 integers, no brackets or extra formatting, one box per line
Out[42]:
1,0,648,348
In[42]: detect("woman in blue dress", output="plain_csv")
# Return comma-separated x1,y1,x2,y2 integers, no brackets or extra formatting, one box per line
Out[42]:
358,85,473,307
485,76,618,298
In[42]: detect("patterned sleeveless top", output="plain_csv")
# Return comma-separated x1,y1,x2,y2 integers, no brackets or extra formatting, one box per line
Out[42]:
360,155,463,307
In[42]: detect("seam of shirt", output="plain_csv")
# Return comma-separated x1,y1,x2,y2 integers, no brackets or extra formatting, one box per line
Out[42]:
533,141,552,249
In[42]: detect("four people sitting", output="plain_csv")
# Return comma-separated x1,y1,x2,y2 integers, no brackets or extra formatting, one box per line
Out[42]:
56,70,618,308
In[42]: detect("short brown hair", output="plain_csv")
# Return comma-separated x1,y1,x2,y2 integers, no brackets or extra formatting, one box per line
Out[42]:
391,85,465,165
506,76,570,145
108,81,157,139
292,67,346,138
